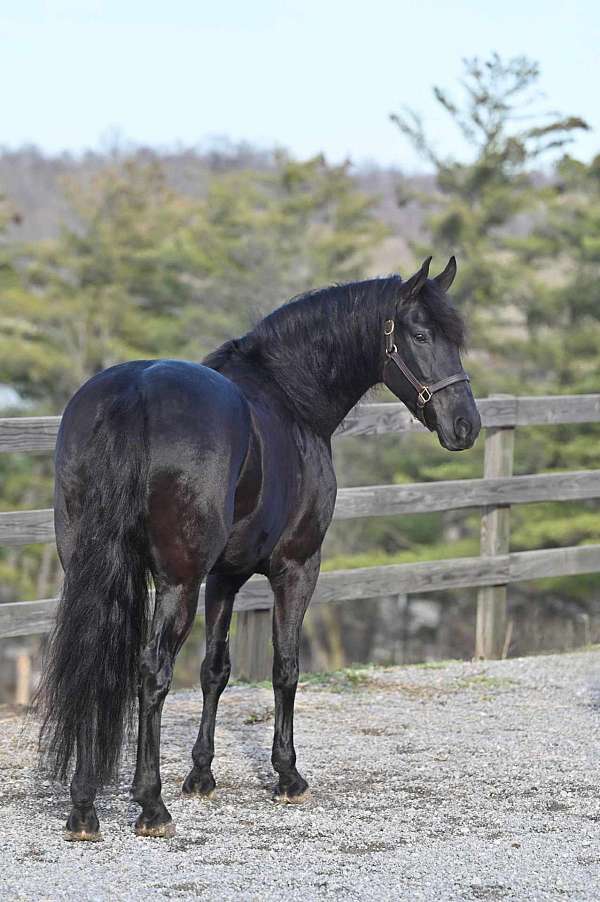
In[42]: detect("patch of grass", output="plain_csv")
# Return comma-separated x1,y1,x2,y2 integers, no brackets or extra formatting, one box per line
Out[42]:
412,659,461,670
453,674,519,691
231,662,521,695
298,664,379,692
243,707,274,725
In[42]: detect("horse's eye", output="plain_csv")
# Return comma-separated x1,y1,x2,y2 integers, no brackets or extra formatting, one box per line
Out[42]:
413,332,428,343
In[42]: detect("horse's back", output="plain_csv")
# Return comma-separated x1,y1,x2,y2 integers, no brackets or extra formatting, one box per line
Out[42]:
58,357,250,454
141,358,250,453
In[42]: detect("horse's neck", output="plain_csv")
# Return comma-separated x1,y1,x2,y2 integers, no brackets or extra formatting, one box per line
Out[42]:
255,330,380,438
211,282,394,437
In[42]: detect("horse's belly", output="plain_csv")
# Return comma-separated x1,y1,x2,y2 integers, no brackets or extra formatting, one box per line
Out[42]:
213,495,289,574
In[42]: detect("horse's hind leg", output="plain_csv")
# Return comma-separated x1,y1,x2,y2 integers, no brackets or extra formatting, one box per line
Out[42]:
131,577,200,837
64,726,102,841
182,572,248,798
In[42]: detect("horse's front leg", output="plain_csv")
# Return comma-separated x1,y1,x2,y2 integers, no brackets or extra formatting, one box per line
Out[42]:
269,551,320,803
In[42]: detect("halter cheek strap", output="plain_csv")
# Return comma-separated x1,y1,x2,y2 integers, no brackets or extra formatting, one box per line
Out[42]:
384,319,470,408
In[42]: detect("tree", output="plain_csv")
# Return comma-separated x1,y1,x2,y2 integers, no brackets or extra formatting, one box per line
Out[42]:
391,53,589,390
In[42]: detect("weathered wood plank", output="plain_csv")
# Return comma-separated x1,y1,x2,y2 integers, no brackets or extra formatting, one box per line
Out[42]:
311,555,510,603
0,417,61,453
0,509,55,546
334,469,600,519
335,394,600,438
510,543,600,582
0,599,59,638
4,469,600,547
2,543,599,639
515,394,600,427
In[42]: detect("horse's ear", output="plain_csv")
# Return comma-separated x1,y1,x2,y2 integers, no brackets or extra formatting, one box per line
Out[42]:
400,257,432,299
434,256,457,292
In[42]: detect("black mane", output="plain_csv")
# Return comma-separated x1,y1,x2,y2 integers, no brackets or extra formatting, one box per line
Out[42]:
204,280,393,433
205,274,465,377
205,275,465,434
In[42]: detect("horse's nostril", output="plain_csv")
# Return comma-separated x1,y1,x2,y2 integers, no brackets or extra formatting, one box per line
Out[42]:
454,417,472,441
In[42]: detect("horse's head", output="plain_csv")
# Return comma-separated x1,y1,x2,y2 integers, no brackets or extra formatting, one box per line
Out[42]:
382,257,481,451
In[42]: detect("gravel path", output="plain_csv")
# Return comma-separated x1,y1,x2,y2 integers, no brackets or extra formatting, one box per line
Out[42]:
1,650,600,901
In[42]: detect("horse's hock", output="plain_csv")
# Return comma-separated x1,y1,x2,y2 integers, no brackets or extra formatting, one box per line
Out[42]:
1,649,599,900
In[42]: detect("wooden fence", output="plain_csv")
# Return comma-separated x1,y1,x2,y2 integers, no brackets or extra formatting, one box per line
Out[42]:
2,393,600,683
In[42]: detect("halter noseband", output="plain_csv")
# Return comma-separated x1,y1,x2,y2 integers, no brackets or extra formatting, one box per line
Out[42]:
384,319,470,408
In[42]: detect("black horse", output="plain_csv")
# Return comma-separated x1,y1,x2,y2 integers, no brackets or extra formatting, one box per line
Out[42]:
36,256,480,841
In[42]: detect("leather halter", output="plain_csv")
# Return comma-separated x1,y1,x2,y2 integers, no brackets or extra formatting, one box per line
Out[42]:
384,319,470,408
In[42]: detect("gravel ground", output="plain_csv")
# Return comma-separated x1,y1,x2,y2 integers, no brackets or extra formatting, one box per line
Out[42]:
1,649,600,901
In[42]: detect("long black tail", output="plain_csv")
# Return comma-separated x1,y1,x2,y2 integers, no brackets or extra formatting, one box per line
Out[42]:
35,387,150,785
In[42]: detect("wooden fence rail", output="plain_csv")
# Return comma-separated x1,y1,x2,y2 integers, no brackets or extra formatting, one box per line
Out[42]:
3,469,600,547
1,393,600,681
2,542,600,641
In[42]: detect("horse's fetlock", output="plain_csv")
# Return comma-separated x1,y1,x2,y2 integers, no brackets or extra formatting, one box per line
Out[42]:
272,747,296,773
131,780,161,807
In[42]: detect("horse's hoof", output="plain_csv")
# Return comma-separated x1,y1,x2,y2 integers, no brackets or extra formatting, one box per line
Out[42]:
182,786,215,800
273,772,310,804
63,829,103,842
273,788,311,804
134,820,176,838
182,769,216,799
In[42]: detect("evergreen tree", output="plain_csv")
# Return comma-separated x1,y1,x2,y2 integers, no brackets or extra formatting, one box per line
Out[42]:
391,53,589,390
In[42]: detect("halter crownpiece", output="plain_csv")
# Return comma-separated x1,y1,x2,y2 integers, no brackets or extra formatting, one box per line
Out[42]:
383,319,470,408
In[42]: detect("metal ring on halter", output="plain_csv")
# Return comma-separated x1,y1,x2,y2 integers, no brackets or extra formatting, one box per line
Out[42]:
384,319,396,355
417,387,432,407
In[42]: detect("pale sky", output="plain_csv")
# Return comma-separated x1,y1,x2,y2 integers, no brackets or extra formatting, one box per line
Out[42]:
1,0,599,169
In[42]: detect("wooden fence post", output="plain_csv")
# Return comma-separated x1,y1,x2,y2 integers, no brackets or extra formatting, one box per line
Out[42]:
475,395,516,659
231,609,272,682
15,652,32,706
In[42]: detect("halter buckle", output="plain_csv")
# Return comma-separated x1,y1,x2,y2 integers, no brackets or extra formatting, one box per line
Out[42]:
417,387,432,407
384,319,395,355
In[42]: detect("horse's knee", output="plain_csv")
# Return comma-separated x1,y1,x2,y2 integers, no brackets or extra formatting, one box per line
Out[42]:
273,653,299,693
139,646,173,707
200,639,231,694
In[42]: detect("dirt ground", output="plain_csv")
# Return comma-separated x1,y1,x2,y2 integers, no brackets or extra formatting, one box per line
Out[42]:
1,649,599,901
